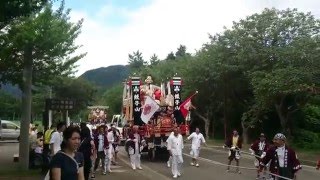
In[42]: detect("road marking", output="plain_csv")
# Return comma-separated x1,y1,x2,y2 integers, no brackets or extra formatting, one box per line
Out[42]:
110,165,123,169
110,169,127,173
184,144,317,171
118,150,171,180
183,153,256,170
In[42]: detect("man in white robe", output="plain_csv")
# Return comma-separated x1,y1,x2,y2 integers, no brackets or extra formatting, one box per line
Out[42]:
167,127,184,178
105,128,114,173
185,127,206,167
131,126,143,170
166,131,174,167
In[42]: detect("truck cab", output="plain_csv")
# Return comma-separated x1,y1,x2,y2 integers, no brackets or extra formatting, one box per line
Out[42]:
111,114,126,145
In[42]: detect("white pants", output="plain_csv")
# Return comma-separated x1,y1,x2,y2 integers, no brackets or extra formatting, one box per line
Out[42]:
104,147,113,172
171,155,183,176
190,148,200,159
130,153,141,169
104,152,111,172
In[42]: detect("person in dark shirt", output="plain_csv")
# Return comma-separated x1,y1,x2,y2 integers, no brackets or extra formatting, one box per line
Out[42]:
79,126,95,180
50,126,85,180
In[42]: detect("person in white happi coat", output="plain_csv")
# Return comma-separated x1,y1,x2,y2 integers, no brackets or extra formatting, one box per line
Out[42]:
166,131,174,168
185,127,207,167
105,127,114,173
167,127,184,178
130,125,143,170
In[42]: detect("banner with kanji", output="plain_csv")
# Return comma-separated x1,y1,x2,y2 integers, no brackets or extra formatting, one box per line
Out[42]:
171,77,183,124
131,77,143,125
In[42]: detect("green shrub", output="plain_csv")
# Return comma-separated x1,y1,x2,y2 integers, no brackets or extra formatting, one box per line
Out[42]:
292,129,320,150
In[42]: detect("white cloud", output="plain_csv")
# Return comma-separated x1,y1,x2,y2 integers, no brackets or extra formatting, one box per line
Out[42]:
71,0,320,76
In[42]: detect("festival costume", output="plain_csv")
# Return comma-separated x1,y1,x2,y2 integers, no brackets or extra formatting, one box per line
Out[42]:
187,132,205,160
93,132,109,175
126,133,143,170
260,133,301,180
225,135,242,161
167,134,184,178
250,140,269,167
166,132,174,168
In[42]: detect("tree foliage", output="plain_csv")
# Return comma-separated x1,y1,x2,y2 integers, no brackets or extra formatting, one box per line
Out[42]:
52,77,97,115
0,3,85,87
97,8,320,148
0,2,85,169
0,0,50,29
128,50,147,72
0,90,21,119
149,53,160,66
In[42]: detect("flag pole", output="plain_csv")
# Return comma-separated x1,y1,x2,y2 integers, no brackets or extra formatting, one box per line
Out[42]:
183,90,198,102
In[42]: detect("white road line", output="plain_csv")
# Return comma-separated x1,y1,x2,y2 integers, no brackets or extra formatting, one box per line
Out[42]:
185,144,318,170
183,153,257,170
118,150,171,180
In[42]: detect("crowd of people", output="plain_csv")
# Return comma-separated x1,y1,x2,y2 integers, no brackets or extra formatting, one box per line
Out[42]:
224,130,303,180
165,127,318,180
35,121,319,180
40,122,120,180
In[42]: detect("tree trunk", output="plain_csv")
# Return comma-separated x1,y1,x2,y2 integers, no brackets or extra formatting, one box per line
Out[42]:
19,46,33,170
274,103,287,133
223,93,227,140
194,111,210,140
241,120,249,144
204,119,209,140
211,118,215,139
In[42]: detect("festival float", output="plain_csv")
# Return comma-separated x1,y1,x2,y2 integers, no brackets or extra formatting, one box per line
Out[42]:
122,75,192,160
87,105,109,130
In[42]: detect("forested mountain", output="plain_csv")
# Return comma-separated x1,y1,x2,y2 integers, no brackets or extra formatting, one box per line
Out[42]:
80,65,130,88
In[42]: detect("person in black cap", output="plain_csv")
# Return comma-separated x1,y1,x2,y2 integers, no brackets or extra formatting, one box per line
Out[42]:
250,133,270,179
259,133,301,180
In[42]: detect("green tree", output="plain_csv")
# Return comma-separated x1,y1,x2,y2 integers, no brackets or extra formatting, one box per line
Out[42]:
149,53,160,66
175,44,187,58
0,3,84,169
98,84,123,117
0,90,21,119
181,8,320,141
128,50,147,72
52,77,97,117
225,8,320,137
0,0,50,29
166,51,175,60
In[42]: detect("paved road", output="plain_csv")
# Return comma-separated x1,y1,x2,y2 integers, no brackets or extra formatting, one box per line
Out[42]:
114,144,319,180
1,142,319,180
0,141,19,170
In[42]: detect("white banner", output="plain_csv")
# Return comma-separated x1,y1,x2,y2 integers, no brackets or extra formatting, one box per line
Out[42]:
141,96,159,124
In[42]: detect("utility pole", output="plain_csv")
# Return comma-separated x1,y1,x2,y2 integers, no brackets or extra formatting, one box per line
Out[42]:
48,87,52,128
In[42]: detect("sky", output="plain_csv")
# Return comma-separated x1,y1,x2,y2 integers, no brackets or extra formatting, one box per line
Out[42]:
61,0,320,76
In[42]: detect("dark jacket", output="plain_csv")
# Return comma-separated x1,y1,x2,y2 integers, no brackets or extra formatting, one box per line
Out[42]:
93,133,109,151
225,135,242,149
250,140,269,156
260,145,302,177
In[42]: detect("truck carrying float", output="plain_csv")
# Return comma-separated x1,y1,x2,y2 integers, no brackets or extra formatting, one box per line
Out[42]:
122,75,191,160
